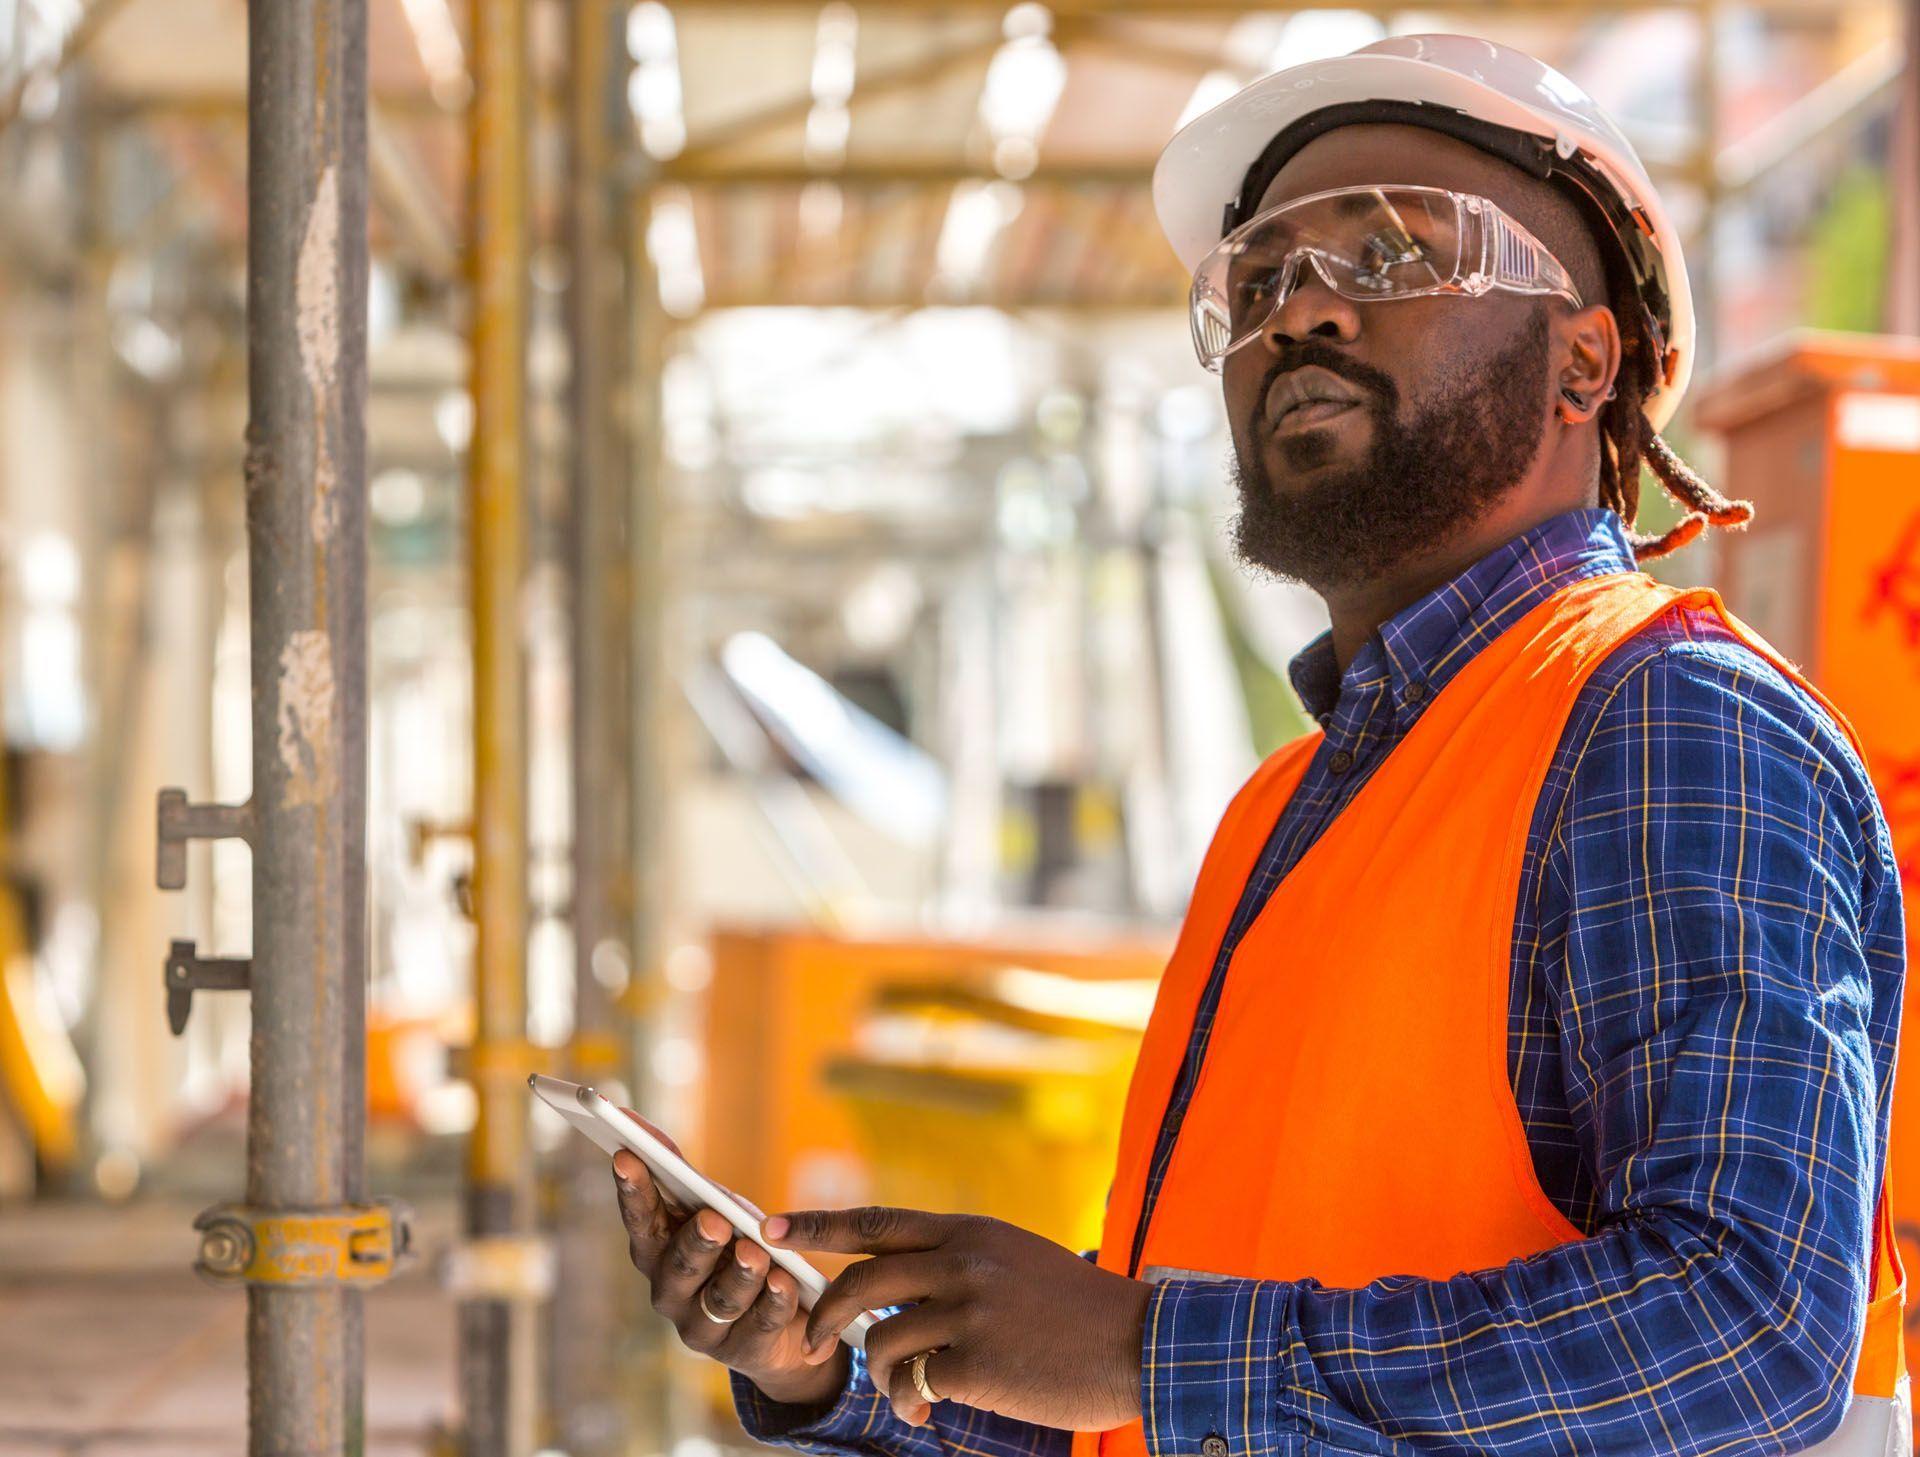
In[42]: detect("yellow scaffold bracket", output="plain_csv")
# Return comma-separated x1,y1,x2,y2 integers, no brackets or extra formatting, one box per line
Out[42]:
193,1200,413,1288
567,1032,625,1076
447,1038,556,1084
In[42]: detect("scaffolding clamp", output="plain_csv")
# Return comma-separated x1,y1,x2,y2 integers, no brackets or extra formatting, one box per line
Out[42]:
164,940,252,1036
194,1200,414,1287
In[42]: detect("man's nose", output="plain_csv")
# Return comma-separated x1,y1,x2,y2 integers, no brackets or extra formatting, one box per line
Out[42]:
1261,255,1361,353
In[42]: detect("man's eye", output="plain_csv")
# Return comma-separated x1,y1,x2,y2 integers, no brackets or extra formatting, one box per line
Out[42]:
1236,264,1284,300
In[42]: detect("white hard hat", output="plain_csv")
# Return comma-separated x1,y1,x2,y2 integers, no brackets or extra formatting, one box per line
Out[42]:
1153,33,1694,433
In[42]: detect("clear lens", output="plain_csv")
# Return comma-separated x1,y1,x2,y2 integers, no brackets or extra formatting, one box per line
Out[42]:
1187,185,1581,371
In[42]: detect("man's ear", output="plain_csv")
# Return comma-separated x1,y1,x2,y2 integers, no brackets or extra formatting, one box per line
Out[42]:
1554,303,1621,424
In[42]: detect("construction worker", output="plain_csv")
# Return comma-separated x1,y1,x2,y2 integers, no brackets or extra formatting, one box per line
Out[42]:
613,33,1910,1456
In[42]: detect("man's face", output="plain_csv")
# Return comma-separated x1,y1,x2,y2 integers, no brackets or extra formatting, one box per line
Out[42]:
1222,125,1564,593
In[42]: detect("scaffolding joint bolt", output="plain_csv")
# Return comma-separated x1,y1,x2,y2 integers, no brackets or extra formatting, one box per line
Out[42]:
193,1199,414,1287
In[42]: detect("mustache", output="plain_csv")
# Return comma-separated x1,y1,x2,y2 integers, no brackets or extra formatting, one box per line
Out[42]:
1257,345,1398,423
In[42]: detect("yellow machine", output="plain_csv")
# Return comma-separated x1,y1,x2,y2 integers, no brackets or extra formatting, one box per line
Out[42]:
825,970,1155,1251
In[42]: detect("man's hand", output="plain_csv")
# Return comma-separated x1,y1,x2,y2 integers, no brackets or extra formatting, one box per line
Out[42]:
767,1207,1149,1431
610,1117,848,1410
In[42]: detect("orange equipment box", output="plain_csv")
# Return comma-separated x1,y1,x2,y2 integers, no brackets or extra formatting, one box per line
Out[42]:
699,924,1170,1221
1694,329,1920,1370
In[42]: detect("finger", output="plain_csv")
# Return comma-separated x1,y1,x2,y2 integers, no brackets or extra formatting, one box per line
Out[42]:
680,1238,771,1355
653,1208,731,1319
801,1251,951,1358
886,1345,967,1428
617,1108,762,1217
611,1128,691,1221
700,1238,772,1329
718,1258,802,1360
767,1206,953,1257
613,1153,673,1267
862,1303,964,1406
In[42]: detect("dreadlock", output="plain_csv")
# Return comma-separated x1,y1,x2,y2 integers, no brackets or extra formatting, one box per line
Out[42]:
1595,290,1753,561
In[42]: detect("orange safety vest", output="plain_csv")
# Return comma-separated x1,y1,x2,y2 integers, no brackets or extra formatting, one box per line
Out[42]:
1078,572,1908,1457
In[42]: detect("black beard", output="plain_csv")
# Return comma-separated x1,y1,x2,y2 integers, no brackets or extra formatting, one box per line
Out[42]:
1229,308,1552,593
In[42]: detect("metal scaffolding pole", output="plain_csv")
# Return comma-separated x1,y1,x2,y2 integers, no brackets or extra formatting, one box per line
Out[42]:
178,0,378,1449
241,0,373,1444
549,0,630,1450
461,0,536,1450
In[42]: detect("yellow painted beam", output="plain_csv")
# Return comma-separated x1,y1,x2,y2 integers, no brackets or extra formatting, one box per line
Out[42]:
462,0,536,1450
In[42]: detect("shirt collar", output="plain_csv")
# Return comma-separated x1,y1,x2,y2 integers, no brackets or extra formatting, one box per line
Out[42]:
1287,508,1639,730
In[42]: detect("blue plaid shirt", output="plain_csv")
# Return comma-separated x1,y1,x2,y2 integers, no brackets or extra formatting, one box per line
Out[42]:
736,508,1906,1457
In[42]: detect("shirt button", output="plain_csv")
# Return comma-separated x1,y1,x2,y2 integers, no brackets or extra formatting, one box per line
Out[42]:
1327,749,1354,774
1404,681,1429,705
1202,1438,1230,1457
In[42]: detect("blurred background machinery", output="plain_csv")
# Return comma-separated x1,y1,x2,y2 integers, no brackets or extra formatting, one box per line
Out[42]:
0,0,1914,1454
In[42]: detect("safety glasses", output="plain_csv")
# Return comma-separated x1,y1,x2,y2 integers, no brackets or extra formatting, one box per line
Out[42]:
1189,184,1584,372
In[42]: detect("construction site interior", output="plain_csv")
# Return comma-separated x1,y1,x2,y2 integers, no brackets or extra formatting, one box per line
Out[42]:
0,0,1917,1453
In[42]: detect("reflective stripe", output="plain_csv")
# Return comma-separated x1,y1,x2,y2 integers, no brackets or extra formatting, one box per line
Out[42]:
1798,1378,1911,1457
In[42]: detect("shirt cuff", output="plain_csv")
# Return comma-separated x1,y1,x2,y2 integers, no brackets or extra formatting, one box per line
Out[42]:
1141,1277,1294,1457
731,1349,900,1452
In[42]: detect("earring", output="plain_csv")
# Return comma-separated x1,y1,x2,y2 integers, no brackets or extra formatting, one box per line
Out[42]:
1559,385,1590,416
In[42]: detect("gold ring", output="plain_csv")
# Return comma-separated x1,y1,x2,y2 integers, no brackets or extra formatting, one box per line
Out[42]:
699,1285,740,1325
910,1350,943,1404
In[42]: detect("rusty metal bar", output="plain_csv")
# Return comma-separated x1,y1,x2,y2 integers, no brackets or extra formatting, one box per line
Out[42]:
548,0,630,1449
461,0,536,1450
241,0,371,1449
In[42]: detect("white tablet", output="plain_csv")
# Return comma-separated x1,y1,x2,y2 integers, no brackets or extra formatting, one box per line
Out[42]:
529,1073,878,1351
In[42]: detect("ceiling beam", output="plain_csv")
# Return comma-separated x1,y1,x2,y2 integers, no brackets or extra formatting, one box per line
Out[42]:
97,91,456,122
661,150,1699,186
669,26,1006,168
662,0,1839,12
1066,20,1244,78
664,160,1150,185
694,290,1183,310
